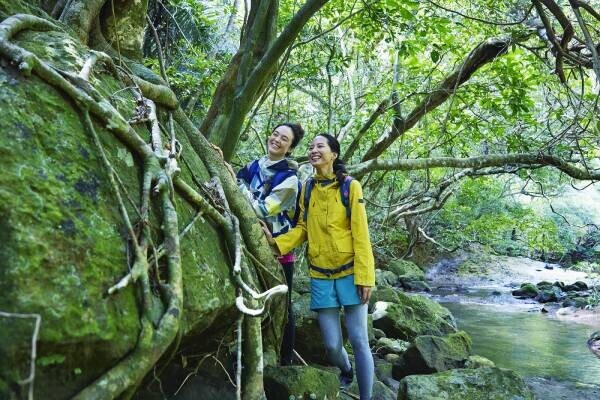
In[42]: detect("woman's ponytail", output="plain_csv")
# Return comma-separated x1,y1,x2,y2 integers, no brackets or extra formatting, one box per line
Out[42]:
333,158,347,185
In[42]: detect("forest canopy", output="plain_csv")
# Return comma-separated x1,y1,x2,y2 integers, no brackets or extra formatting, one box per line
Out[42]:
146,0,600,261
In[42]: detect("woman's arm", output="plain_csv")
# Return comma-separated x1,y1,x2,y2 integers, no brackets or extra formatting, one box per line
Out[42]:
272,183,308,254
349,180,375,287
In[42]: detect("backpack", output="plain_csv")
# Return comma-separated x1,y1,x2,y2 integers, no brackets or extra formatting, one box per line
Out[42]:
302,175,353,222
243,159,302,226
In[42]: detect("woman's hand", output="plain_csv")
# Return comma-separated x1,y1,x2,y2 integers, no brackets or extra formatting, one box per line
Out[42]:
357,285,373,304
259,220,275,245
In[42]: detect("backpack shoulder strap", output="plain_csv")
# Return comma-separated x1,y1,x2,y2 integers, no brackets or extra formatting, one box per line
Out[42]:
340,175,354,218
302,177,316,222
246,159,263,188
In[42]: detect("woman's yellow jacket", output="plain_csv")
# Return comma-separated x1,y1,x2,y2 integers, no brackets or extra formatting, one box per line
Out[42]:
273,174,375,287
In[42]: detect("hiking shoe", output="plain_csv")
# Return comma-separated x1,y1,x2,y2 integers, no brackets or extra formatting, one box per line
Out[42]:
339,366,353,389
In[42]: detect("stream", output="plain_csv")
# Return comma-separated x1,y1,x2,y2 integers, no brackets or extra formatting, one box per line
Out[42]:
424,256,600,398
442,298,600,385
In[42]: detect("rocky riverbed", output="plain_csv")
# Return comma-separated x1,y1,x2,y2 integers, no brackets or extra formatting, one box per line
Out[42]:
425,254,600,400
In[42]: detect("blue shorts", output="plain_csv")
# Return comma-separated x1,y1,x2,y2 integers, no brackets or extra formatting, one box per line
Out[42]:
310,274,361,310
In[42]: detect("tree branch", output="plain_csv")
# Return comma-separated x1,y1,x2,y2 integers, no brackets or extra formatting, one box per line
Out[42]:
349,152,600,181
361,36,513,161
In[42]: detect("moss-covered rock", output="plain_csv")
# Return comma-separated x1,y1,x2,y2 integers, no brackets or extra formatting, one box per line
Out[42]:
292,293,325,364
562,297,588,308
392,331,472,379
369,287,401,311
456,260,490,276
371,293,457,341
376,269,399,287
374,337,410,356
397,367,535,400
263,365,339,400
0,6,237,398
512,283,539,298
464,355,496,369
385,259,425,282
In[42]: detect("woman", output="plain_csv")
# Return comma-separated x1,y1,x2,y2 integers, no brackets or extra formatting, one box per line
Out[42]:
264,134,375,399
237,122,305,366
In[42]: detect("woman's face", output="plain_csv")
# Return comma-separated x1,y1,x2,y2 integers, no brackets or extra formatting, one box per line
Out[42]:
308,136,337,170
267,125,294,160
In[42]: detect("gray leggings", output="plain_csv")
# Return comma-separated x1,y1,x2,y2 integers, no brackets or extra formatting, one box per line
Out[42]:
317,304,373,400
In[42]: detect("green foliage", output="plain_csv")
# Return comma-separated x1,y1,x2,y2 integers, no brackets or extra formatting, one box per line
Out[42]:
586,287,600,309
570,261,600,274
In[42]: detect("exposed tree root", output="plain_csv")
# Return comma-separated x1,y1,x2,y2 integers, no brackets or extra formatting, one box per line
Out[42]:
0,12,287,399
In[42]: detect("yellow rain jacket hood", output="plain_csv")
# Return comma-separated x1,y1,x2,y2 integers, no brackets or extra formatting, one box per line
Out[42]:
274,173,375,286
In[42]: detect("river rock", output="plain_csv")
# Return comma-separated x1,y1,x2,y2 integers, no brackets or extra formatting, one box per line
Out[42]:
536,286,566,303
536,281,553,290
345,379,396,400
263,365,339,400
376,268,400,287
384,259,430,291
562,297,588,308
553,281,566,290
512,282,539,298
292,293,326,363
373,327,386,339
372,294,457,341
402,280,432,292
375,337,410,356
391,331,472,379
564,281,589,292
397,367,535,400
369,287,401,311
371,380,396,400
464,355,496,369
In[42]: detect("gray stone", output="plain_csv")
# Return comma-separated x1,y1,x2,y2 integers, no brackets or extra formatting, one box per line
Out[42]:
263,366,340,400
392,331,472,380
374,337,409,356
397,367,535,400
372,294,456,341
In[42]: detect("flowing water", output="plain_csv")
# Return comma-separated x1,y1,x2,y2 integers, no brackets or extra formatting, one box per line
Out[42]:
439,295,600,386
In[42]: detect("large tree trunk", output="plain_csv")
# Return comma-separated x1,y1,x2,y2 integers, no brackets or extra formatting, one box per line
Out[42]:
200,0,330,160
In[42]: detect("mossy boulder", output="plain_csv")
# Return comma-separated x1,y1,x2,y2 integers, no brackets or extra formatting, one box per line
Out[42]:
369,287,401,311
372,293,457,341
536,286,566,303
401,280,431,292
263,365,339,400
392,331,472,379
564,281,589,292
536,281,553,289
397,367,535,400
511,283,539,298
385,259,425,281
464,355,496,369
374,337,410,356
292,293,326,364
376,269,400,287
562,297,588,308
0,5,239,398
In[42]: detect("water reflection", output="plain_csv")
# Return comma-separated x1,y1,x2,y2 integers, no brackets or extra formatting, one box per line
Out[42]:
443,302,600,385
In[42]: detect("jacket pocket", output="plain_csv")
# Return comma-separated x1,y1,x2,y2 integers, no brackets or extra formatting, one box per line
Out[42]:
335,236,354,253
308,243,320,257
